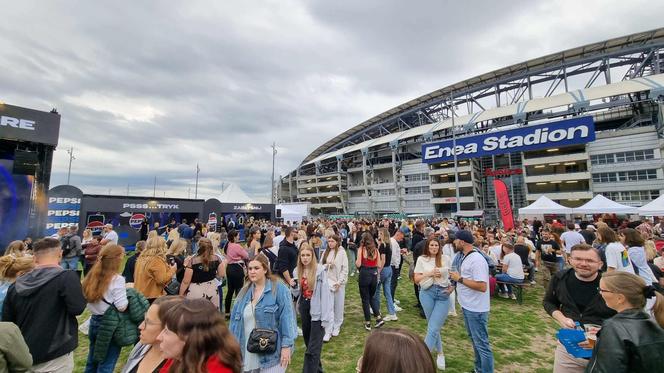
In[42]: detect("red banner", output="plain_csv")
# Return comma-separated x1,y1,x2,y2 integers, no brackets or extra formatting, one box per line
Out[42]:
493,179,514,231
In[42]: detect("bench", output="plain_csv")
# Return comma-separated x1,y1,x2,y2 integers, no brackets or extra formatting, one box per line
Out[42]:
495,280,529,304
494,264,531,304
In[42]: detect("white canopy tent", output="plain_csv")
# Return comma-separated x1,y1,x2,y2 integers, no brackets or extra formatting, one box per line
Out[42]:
637,195,664,216
518,196,573,215
218,183,253,203
572,194,637,214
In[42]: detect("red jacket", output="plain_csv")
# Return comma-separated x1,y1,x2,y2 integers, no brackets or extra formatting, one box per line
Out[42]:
159,356,233,373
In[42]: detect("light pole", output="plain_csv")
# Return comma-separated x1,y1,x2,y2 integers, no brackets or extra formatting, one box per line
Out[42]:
66,146,75,185
195,163,200,199
271,142,277,204
450,94,461,214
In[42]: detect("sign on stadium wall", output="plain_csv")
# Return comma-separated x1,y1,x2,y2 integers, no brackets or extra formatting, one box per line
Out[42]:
421,116,595,164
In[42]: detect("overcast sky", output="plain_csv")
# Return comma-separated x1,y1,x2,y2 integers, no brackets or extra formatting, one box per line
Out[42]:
2,0,663,201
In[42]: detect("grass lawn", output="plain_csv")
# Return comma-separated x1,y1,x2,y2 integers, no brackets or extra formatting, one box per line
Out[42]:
74,255,559,372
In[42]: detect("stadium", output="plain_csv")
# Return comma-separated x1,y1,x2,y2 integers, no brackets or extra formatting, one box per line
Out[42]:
279,28,664,224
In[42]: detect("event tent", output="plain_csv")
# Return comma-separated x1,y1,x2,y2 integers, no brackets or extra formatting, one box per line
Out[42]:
218,183,253,203
572,194,636,214
637,195,664,216
518,196,572,215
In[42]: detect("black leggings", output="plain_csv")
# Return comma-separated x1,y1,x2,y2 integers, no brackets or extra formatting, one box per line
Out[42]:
225,263,245,314
358,266,380,321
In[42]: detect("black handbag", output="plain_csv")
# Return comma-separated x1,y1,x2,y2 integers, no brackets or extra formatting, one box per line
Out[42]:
247,328,277,354
246,290,278,354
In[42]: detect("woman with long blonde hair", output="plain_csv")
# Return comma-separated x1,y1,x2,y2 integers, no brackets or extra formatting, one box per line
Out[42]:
293,243,333,373
134,237,177,303
81,244,128,372
4,240,28,257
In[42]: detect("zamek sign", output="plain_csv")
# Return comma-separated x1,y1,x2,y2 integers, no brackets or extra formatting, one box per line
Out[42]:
0,103,61,146
422,116,595,164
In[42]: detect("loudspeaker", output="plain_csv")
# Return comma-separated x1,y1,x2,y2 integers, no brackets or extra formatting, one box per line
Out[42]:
13,150,39,175
276,209,282,218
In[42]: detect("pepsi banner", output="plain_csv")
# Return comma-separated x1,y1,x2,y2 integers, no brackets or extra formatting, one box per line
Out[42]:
422,116,595,164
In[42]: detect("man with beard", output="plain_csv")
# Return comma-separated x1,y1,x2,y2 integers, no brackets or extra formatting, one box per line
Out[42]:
449,229,494,373
543,243,615,373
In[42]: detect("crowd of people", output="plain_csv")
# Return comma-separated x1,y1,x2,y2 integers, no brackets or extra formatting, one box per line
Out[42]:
1,214,664,372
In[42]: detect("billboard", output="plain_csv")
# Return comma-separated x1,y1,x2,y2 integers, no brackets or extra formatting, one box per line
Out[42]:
0,103,61,146
421,116,595,164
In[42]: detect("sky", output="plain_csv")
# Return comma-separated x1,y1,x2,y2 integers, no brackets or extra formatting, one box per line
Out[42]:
1,0,663,202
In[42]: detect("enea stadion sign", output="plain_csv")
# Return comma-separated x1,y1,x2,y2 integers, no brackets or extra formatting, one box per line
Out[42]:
421,116,595,164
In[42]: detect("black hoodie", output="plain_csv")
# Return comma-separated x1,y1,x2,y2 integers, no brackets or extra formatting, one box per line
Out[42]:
2,266,86,365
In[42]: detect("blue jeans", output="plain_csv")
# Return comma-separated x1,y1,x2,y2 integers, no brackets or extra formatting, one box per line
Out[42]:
557,256,565,271
61,256,79,270
373,266,395,315
495,273,523,295
85,315,122,373
419,285,450,353
462,308,494,373
347,249,357,276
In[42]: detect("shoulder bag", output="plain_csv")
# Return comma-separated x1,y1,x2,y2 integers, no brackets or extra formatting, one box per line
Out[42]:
247,287,278,354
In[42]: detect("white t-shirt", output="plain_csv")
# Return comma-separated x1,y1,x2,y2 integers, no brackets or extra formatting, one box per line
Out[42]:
104,230,119,244
604,242,635,274
87,275,128,315
389,238,401,268
628,246,658,284
560,231,586,253
502,252,525,280
489,244,502,260
414,255,451,287
442,243,455,258
458,250,490,313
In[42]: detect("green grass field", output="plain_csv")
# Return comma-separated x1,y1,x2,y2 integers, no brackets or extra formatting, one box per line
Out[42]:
74,255,558,372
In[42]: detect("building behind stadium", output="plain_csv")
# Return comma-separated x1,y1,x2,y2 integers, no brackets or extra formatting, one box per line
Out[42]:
279,28,664,224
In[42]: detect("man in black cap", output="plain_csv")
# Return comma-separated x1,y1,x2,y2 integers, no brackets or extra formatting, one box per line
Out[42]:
450,229,494,373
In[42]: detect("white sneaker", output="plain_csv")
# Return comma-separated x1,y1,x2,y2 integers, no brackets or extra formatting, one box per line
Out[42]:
297,327,303,337
498,292,509,299
383,314,398,321
332,329,340,337
509,293,517,300
394,299,401,305
394,304,403,312
323,333,331,342
436,354,446,370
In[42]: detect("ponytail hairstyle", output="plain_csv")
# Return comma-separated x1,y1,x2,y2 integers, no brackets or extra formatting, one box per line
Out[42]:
195,238,214,271
4,241,27,257
162,298,242,373
0,255,35,280
82,244,125,303
361,232,377,260
601,270,664,328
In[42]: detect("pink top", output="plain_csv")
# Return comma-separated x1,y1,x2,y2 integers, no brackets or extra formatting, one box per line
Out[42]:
226,242,248,263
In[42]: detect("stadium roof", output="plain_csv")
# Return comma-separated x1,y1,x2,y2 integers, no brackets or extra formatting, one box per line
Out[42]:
302,27,664,165
304,72,664,165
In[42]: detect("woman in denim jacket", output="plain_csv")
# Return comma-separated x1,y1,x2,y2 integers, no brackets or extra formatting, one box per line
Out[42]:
230,254,296,373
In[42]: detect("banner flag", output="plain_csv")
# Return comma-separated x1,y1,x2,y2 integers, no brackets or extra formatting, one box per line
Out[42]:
493,179,514,231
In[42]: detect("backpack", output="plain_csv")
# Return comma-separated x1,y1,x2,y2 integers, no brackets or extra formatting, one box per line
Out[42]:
61,236,72,256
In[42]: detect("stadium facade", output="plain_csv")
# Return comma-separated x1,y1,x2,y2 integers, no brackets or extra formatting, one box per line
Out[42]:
278,28,664,223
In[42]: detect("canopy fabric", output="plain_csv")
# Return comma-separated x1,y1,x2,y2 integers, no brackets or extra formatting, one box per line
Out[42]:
636,195,664,215
218,183,253,203
518,196,572,215
572,194,636,214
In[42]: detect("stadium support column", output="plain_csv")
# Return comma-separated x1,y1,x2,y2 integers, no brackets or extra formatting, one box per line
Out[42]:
390,141,403,214
336,155,347,214
361,148,373,217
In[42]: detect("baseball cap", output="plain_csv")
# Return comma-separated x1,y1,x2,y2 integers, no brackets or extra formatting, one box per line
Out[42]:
455,230,474,244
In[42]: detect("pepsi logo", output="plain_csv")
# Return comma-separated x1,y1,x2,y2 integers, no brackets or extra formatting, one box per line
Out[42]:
129,213,146,229
86,221,104,234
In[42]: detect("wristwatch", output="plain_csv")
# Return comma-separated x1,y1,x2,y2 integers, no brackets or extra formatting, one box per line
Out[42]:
458,277,464,284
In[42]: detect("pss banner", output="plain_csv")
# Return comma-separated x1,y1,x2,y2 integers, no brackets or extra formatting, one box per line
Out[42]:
421,116,595,164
